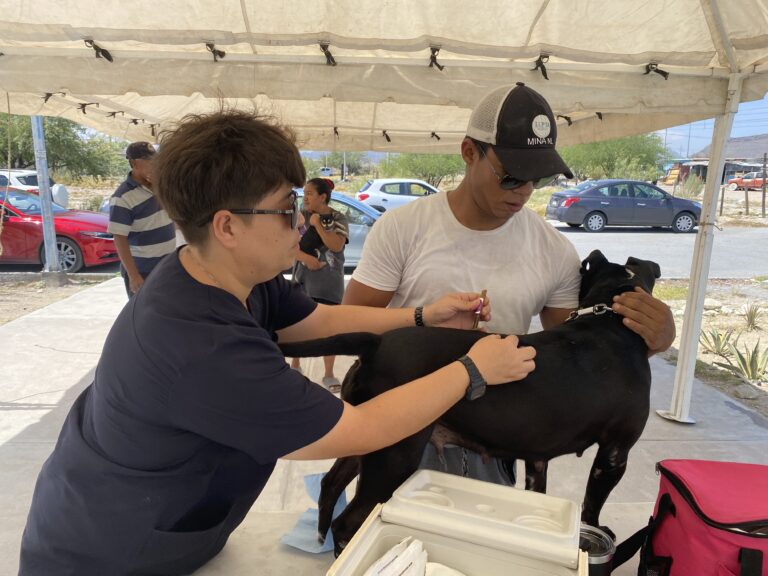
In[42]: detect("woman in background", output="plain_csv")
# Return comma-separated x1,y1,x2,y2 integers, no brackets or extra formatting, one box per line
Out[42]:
292,178,348,391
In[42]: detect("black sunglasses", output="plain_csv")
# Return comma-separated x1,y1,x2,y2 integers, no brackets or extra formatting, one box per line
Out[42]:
230,191,299,229
475,142,556,190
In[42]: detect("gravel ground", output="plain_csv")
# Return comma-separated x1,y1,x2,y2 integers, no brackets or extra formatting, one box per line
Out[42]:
0,277,105,325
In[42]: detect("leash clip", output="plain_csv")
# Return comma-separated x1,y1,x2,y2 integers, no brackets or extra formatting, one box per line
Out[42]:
566,302,612,322
592,303,609,315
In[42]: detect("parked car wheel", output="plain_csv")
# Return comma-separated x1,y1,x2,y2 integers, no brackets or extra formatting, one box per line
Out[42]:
583,211,606,232
727,182,739,191
40,236,84,272
672,212,696,233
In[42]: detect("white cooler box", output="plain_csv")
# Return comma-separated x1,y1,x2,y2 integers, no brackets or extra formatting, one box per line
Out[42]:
327,470,588,576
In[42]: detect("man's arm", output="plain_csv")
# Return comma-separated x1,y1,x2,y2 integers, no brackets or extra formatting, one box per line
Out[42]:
113,234,144,293
342,278,395,308
540,292,675,356
539,306,572,330
613,288,675,356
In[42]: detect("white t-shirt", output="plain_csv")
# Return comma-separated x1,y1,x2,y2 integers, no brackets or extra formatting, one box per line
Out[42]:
352,192,581,334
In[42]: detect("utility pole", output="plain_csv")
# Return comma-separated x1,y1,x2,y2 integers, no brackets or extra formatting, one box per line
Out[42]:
686,123,692,158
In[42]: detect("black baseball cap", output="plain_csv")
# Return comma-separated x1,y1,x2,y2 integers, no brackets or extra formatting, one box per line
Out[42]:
125,141,156,160
466,82,573,181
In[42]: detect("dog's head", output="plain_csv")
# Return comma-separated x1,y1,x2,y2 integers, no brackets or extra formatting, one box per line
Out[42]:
578,250,661,307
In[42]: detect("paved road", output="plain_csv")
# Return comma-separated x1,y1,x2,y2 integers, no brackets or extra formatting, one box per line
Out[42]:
551,223,768,279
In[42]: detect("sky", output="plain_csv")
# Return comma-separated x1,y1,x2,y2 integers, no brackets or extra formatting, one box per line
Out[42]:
657,92,768,159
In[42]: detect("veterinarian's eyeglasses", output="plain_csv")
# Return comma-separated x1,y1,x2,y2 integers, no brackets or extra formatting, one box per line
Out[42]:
475,142,556,190
229,192,299,229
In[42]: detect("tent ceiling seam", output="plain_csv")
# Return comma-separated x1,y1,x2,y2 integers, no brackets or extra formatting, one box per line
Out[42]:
525,0,551,47
703,0,738,71
0,48,734,79
239,0,257,55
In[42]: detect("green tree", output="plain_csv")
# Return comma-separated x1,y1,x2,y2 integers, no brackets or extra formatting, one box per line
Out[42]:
301,156,323,177
559,134,668,181
379,153,465,187
0,113,127,177
324,152,368,176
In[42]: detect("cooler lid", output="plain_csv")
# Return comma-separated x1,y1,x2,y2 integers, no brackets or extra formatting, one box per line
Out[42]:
380,470,581,568
659,459,768,525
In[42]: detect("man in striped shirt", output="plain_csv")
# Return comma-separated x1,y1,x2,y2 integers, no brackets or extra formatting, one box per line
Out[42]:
108,142,176,296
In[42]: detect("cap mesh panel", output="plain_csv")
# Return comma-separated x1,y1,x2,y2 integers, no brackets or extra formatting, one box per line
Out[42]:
466,86,511,145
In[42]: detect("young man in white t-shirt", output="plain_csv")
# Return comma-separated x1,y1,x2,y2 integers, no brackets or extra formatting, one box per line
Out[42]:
343,82,676,484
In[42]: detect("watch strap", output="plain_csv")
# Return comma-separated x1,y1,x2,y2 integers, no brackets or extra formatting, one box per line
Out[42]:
458,354,487,401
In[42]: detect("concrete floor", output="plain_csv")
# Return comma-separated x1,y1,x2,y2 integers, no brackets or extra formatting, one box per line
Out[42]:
1,277,767,575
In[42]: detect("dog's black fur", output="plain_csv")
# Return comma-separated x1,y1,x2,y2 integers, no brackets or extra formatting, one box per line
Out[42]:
279,250,661,555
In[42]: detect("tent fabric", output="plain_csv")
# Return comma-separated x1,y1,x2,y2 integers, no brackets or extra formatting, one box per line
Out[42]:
1,0,767,151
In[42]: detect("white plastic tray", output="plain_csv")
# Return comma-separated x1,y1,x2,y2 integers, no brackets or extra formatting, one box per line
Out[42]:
327,470,585,576
383,470,580,568
327,504,587,576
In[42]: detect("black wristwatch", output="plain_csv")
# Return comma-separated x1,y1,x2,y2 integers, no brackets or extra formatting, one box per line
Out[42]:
457,355,487,401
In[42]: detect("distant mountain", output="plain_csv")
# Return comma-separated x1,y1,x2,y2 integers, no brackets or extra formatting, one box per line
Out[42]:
692,133,768,161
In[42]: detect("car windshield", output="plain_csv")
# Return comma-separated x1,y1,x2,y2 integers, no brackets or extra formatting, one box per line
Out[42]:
14,174,55,187
0,190,66,214
358,181,372,192
562,180,594,193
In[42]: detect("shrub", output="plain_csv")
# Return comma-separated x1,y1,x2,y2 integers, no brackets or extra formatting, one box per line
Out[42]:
699,327,739,358
714,341,768,384
81,195,105,212
677,175,704,199
742,302,763,331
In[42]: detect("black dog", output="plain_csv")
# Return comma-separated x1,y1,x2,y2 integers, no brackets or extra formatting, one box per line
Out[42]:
280,250,661,555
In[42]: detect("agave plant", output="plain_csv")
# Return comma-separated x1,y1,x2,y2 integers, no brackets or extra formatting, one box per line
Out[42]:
699,327,739,358
714,340,768,384
742,302,764,332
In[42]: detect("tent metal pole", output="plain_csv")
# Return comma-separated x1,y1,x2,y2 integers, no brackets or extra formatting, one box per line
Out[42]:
657,72,742,424
30,115,66,284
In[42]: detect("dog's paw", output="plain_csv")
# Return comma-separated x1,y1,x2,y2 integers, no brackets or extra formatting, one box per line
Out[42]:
317,532,326,545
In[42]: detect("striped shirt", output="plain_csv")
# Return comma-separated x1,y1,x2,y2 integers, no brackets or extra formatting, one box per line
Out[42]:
107,173,176,275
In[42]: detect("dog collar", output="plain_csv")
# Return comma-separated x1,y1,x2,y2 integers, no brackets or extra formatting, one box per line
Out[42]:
566,303,613,322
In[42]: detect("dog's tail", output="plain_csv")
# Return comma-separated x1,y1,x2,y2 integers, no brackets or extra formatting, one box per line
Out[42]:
279,332,381,362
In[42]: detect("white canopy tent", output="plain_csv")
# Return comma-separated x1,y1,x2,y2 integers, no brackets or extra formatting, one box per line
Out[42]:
1,0,768,421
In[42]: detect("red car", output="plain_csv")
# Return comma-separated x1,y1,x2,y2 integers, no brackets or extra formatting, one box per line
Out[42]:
1,188,118,272
727,171,766,191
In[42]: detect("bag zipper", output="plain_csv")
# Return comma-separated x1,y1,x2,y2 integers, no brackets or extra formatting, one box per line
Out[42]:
656,462,768,537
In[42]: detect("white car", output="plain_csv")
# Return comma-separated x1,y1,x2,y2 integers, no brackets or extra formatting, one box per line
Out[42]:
356,178,439,212
0,168,69,207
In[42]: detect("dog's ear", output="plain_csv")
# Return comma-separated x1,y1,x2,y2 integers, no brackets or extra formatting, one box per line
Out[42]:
625,256,661,292
580,250,609,276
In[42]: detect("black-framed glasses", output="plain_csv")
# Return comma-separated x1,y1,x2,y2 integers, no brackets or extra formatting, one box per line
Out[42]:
229,192,299,229
475,142,556,190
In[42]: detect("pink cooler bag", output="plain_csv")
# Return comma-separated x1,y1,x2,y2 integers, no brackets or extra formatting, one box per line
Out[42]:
636,459,768,575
